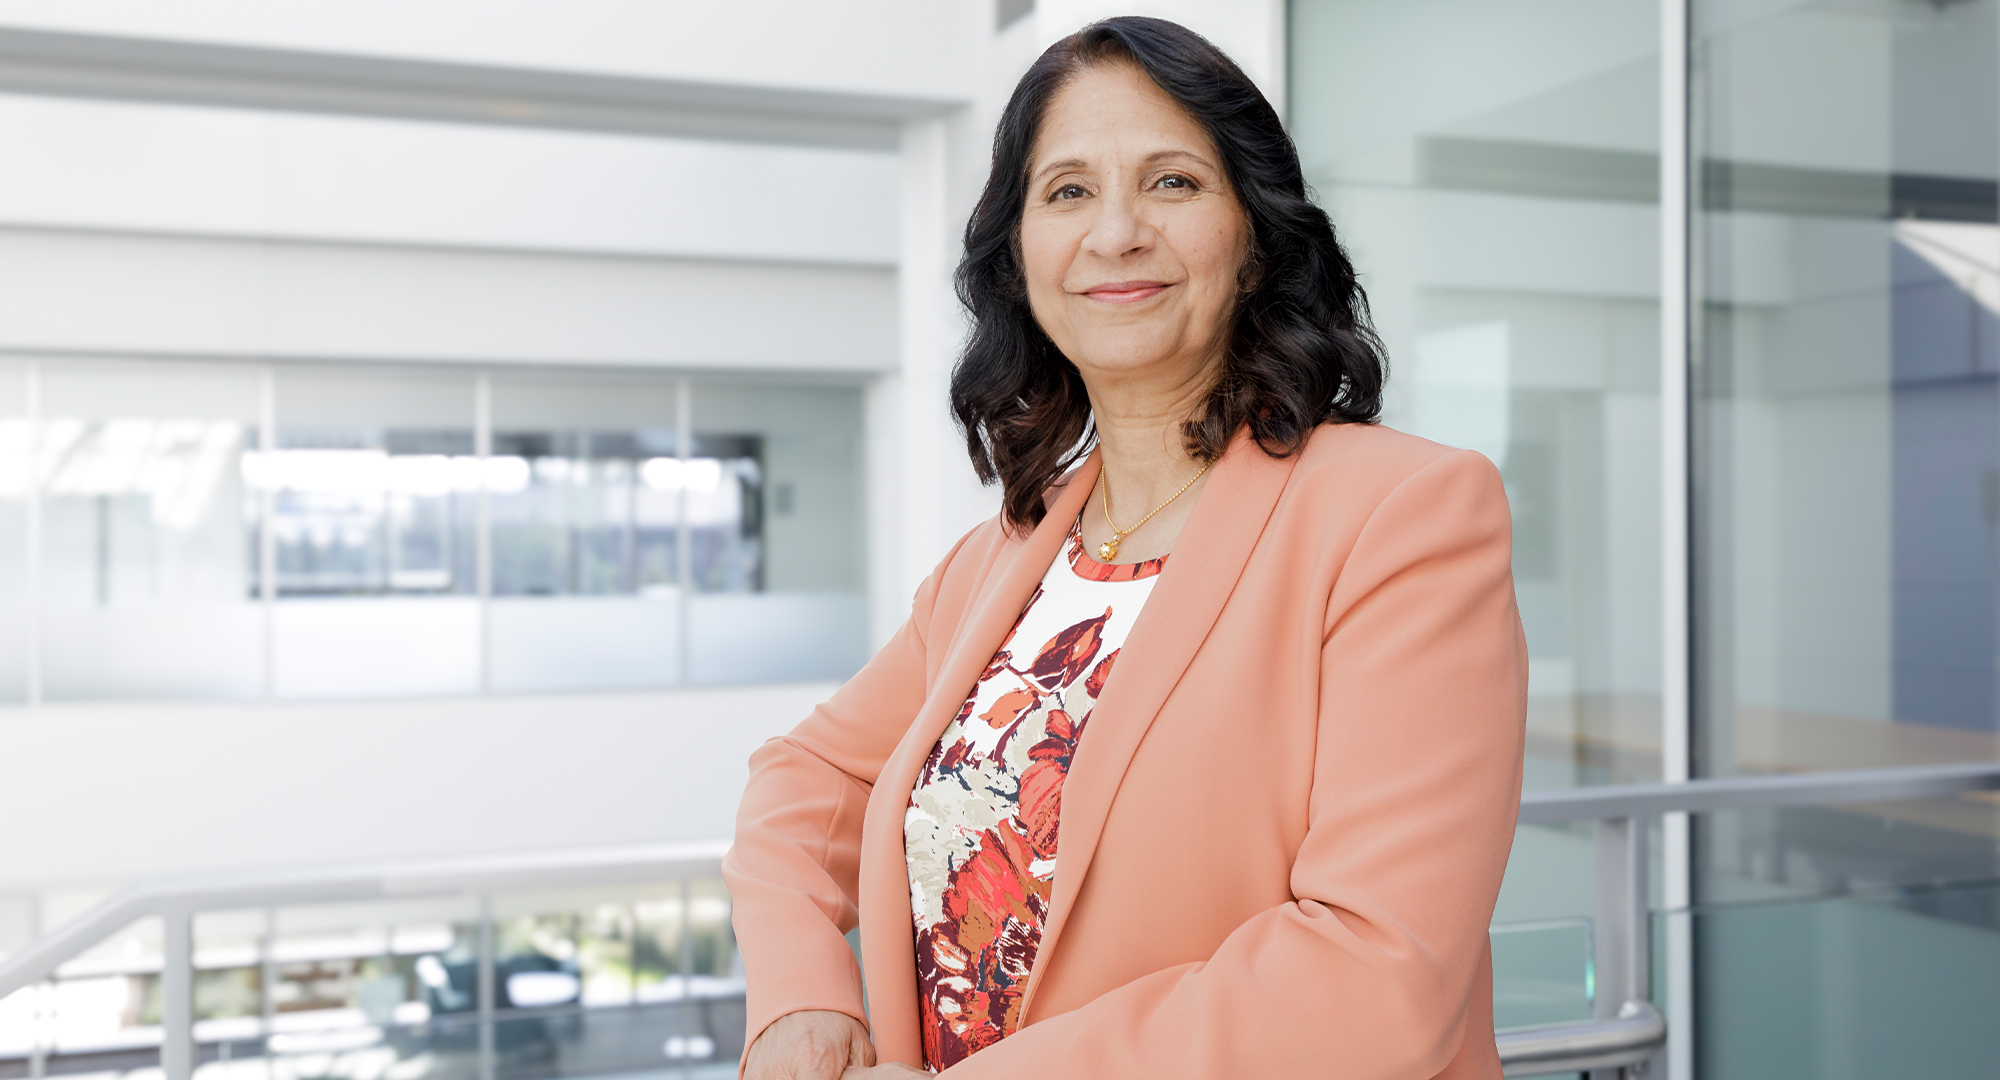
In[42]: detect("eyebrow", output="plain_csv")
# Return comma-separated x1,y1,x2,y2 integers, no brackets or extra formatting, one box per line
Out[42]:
1029,149,1218,185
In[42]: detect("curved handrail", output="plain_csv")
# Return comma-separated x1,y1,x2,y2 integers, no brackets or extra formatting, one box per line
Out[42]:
1498,1000,1668,1077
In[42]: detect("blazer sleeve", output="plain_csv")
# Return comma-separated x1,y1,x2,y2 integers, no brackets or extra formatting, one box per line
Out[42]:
721,533,969,1054
942,448,1528,1079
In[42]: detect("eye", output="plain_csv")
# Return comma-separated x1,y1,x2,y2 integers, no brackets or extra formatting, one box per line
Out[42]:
1156,173,1197,191
1051,183,1088,201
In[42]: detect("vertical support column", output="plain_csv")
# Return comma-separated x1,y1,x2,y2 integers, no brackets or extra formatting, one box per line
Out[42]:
891,117,951,639
28,980,48,1080
260,908,277,1045
477,895,495,1080
678,877,694,1080
1589,817,1652,1080
886,113,996,649
674,378,692,684
1659,1,1696,1078
258,367,277,699
162,909,194,1080
24,361,42,708
475,373,493,694
1660,0,1693,898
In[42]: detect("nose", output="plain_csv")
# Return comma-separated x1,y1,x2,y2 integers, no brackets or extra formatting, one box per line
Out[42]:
1080,190,1153,261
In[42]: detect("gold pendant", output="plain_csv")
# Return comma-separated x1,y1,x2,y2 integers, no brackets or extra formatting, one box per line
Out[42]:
1098,539,1118,561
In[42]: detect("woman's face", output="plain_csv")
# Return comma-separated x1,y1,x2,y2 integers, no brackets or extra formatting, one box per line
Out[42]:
1020,61,1251,394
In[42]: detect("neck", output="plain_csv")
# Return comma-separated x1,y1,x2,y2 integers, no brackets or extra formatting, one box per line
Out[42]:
1086,365,1212,524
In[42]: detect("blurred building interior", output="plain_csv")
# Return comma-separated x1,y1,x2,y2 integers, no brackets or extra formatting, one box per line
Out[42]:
0,0,1996,1078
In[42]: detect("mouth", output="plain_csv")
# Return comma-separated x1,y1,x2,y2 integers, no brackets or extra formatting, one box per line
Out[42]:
1082,280,1172,304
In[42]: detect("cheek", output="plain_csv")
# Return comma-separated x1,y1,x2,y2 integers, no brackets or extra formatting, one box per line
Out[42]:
1183,212,1250,302
1019,219,1073,302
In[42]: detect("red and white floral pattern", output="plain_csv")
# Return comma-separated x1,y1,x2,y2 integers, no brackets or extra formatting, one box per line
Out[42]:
904,519,1167,1070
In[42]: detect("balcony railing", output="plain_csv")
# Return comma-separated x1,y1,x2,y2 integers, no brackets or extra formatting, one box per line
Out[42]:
3,761,1996,1080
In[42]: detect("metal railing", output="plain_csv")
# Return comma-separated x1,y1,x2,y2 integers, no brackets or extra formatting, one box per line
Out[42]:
1502,759,2000,1078
0,839,731,1080
4,762,1998,1080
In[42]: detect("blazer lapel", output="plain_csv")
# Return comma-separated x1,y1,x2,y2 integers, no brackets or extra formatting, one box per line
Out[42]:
1019,431,1299,1025
855,454,1101,1065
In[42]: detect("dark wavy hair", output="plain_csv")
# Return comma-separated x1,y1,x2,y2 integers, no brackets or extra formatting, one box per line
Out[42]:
950,16,1386,531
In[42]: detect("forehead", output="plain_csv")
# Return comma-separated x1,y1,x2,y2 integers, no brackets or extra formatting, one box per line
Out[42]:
1030,61,1219,168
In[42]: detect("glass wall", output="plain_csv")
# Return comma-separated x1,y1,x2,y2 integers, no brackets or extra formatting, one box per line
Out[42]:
1691,1,2000,1070
488,374,686,693
5,359,869,703
39,361,264,701
1291,0,1666,794
0,363,24,704
1693,0,2000,777
685,383,867,685
1289,0,1666,1037
267,366,482,699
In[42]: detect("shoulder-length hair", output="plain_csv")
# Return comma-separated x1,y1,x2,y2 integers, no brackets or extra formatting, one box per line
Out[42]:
951,16,1386,532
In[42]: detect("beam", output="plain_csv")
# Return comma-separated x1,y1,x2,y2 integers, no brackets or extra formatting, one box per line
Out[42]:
0,26,959,150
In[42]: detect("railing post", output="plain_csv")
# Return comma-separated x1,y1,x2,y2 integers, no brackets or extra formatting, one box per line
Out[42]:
477,894,495,1080
28,981,49,1080
1590,816,1652,1079
679,877,694,1080
161,908,194,1080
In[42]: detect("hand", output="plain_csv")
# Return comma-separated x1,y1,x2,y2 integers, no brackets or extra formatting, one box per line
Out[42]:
743,1010,876,1080
841,1064,932,1079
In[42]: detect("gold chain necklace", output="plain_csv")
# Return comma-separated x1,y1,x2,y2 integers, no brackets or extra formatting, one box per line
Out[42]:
1096,458,1213,562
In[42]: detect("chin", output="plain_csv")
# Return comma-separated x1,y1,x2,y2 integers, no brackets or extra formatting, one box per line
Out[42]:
1068,331,1188,376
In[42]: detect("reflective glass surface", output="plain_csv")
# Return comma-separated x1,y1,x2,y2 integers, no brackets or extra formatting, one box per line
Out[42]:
1290,0,1665,790
1691,0,2000,916
488,374,685,692
1694,0,2000,779
39,361,263,700
0,362,23,703
1683,878,2000,1077
684,382,866,685
267,366,479,699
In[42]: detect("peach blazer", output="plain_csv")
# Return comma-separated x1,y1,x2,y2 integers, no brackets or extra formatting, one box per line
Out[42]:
722,422,1528,1078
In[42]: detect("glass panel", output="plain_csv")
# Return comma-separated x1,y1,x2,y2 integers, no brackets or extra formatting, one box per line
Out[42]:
1686,879,2000,1077
1692,0,2000,925
1289,0,1665,790
1694,0,2000,774
684,382,867,685
265,365,479,698
0,363,24,704
1490,918,1594,1031
488,373,683,692
38,360,262,700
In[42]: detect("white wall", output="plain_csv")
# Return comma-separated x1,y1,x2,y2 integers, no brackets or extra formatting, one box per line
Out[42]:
0,683,835,892
0,94,900,266
0,228,897,370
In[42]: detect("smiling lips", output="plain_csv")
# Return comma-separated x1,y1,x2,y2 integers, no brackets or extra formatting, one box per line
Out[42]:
1082,280,1172,303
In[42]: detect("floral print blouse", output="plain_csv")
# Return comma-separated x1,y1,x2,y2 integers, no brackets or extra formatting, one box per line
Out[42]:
903,518,1168,1071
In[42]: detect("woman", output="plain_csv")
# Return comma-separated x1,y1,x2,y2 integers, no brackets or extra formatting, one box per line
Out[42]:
724,17,1525,1079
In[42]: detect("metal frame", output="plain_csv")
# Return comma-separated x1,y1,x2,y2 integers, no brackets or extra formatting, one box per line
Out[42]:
6,766,1998,1080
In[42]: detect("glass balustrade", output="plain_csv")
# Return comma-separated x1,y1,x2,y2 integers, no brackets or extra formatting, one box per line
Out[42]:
0,882,743,1080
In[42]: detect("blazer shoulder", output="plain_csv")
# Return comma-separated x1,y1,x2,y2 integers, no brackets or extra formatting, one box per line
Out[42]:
1289,421,1499,498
